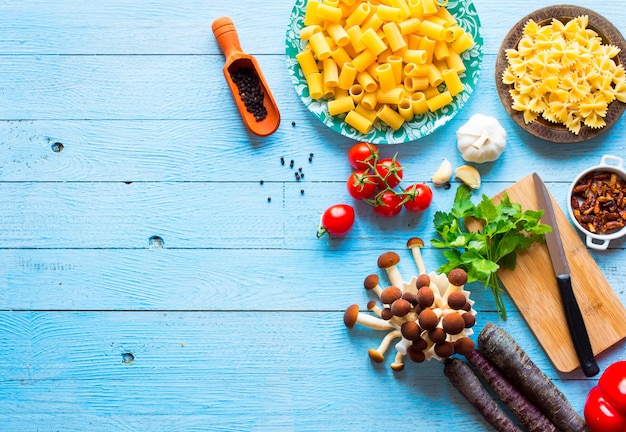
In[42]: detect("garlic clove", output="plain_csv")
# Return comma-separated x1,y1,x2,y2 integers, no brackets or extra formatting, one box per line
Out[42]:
455,165,481,189
432,158,453,186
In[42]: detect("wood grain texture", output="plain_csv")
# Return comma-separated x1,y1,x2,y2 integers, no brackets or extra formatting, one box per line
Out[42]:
0,311,601,431
482,174,626,372
1,0,626,430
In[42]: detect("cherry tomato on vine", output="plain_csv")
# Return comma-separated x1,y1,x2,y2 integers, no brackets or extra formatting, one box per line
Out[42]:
373,190,403,218
347,171,376,200
317,204,355,238
402,183,433,212
374,157,403,189
347,142,378,171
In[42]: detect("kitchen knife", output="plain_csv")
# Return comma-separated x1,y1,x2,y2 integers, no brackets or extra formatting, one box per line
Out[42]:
532,173,599,377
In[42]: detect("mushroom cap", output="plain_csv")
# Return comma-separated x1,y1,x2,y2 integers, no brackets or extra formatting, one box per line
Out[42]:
454,337,475,356
415,273,431,289
412,337,428,351
381,307,394,321
401,291,416,305
434,341,455,358
448,268,468,286
406,237,424,248
447,291,467,310
363,274,380,290
390,298,412,317
390,361,404,372
377,251,400,269
368,349,385,363
442,313,465,335
380,286,402,304
418,308,438,331
401,321,422,340
366,300,378,311
416,287,435,308
407,345,426,363
429,327,446,343
462,312,476,328
343,304,360,329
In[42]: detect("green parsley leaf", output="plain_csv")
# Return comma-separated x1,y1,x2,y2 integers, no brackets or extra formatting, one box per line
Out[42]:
431,185,551,319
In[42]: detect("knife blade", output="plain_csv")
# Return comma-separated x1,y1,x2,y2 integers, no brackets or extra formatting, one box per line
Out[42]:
532,173,599,377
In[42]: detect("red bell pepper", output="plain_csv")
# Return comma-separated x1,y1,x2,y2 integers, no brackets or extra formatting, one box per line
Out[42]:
584,361,626,432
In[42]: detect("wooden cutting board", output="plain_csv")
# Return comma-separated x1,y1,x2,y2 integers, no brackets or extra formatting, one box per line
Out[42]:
488,174,626,373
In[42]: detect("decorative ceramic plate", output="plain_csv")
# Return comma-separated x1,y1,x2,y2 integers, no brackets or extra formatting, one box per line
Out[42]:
495,5,626,143
285,0,483,144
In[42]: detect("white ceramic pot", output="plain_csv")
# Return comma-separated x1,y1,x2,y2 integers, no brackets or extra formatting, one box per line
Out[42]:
568,155,626,250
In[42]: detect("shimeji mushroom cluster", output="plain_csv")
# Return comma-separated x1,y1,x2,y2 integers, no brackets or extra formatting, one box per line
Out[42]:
343,237,477,371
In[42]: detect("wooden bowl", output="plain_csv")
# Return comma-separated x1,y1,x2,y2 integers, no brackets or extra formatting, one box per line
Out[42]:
495,5,626,143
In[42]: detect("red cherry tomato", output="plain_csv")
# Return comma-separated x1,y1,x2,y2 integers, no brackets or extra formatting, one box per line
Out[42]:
374,157,403,189
347,142,378,171
403,183,433,212
584,361,626,432
373,190,403,218
347,171,376,200
317,204,355,238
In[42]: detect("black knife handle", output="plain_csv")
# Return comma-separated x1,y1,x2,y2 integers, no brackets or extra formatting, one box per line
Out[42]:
556,274,600,377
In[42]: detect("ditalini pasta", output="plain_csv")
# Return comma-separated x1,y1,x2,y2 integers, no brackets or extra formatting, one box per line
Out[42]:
502,15,626,134
295,0,474,134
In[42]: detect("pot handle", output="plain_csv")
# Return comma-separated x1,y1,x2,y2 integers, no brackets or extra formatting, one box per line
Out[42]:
599,154,623,169
586,235,610,250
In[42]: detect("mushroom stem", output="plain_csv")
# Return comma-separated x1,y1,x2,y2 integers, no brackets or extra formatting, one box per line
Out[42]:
367,300,383,317
407,237,426,275
344,304,394,331
442,269,468,304
368,329,402,362
390,351,405,371
377,252,405,290
364,274,384,299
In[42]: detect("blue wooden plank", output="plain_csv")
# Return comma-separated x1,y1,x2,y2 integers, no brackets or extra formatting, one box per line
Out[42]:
1,118,625,183
0,245,623,311
0,311,602,431
1,0,626,429
0,181,623,251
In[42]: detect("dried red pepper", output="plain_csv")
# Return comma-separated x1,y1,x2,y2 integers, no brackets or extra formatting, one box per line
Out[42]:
584,361,626,432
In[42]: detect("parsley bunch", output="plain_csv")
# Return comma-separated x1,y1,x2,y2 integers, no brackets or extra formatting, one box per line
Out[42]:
431,185,551,319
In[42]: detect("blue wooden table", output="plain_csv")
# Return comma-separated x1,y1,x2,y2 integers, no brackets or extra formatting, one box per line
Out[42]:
2,0,625,430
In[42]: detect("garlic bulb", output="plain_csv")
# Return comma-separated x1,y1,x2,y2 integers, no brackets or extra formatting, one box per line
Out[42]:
456,114,506,163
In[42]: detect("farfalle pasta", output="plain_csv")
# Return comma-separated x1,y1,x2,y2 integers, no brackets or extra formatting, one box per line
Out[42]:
502,15,626,134
295,0,475,134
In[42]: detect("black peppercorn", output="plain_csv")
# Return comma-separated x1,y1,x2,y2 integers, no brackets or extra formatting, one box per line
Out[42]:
229,67,267,122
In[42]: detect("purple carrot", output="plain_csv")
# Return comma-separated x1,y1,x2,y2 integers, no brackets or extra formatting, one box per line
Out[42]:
466,349,557,432
444,357,523,432
478,322,587,432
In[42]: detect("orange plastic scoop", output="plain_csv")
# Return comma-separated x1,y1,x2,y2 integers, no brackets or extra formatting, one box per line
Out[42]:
212,17,280,137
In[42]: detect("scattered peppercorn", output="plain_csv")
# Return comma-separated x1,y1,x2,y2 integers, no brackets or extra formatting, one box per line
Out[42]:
298,167,302,172
230,67,267,121
259,180,264,185
301,189,304,195
300,173,304,179
280,157,285,165
295,172,301,180
290,159,294,168
267,197,271,202
444,182,451,190
292,121,296,127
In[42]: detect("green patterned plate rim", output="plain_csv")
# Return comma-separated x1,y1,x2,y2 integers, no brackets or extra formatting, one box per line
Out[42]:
285,0,483,144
